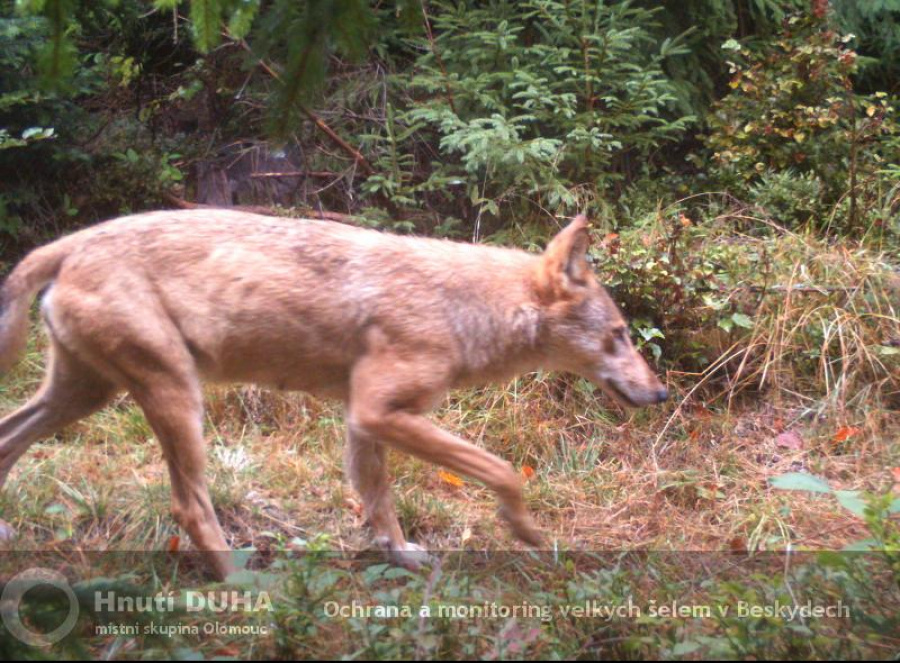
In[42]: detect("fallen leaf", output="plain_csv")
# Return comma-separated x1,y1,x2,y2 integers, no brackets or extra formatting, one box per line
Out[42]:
521,465,536,480
166,535,180,553
775,431,803,451
728,536,748,553
833,426,861,443
600,232,620,255
691,404,713,420
439,471,464,488
214,647,241,658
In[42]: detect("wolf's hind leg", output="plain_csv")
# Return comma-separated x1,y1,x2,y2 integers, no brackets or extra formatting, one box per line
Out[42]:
345,427,430,569
0,340,117,488
130,372,235,581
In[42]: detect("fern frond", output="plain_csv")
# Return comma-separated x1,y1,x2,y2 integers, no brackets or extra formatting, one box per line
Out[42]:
190,0,223,52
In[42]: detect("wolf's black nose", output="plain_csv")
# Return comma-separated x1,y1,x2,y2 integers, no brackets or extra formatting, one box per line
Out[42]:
656,388,669,403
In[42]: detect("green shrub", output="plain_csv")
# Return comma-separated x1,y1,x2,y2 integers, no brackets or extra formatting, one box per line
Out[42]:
595,210,753,366
748,168,830,227
705,13,898,231
0,1,195,247
364,0,694,220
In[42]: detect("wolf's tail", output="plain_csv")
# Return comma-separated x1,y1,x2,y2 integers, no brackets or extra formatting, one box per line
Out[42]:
0,239,73,373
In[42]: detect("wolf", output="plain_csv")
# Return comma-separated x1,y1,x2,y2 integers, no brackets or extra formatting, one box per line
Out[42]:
0,210,667,578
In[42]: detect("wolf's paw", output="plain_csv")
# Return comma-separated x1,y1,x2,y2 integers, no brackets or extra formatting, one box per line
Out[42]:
0,519,16,543
498,507,545,548
377,537,432,570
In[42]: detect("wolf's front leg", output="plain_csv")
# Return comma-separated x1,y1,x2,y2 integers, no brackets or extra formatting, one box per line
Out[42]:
348,349,545,551
344,428,431,569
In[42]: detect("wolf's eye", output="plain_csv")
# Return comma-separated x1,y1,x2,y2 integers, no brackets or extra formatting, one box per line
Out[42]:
604,326,628,354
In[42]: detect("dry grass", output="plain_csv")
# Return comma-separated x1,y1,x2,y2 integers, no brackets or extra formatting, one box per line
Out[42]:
1,211,896,566
1,225,899,562
0,228,897,659
0,344,895,562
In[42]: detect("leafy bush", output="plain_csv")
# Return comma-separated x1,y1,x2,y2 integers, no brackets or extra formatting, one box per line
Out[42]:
0,1,198,246
705,13,898,231
0,3,85,243
647,0,807,117
772,472,900,582
832,0,900,92
595,210,754,366
260,548,900,660
747,168,831,227
364,0,694,220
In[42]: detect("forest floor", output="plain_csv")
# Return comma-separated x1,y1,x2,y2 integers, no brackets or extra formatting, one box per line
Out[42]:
1,325,898,659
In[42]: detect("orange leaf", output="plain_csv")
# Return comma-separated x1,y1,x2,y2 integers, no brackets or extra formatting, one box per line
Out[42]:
692,405,713,420
166,535,180,553
214,647,241,658
601,233,620,255
521,465,536,480
833,426,861,443
439,471,464,488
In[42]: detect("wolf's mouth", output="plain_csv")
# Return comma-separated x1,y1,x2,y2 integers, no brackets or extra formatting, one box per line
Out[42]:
603,379,638,407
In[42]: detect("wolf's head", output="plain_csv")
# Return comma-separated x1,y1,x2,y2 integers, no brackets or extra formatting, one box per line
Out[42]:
534,215,668,407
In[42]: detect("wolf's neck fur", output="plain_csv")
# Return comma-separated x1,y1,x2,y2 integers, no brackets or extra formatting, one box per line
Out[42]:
451,297,546,386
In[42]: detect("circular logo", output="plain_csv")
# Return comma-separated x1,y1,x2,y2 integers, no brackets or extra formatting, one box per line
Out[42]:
1,568,79,647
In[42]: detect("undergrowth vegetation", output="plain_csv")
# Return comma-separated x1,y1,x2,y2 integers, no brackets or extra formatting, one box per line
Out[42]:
0,0,898,660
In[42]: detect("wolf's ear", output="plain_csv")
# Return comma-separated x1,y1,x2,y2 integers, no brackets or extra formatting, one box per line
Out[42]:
536,215,592,298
